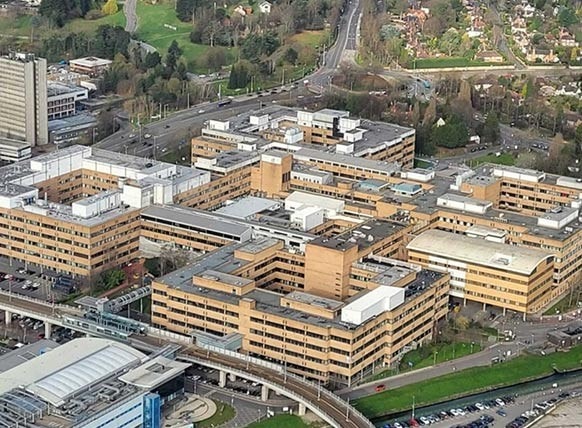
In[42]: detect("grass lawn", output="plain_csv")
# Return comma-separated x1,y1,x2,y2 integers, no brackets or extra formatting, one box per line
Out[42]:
544,290,581,315
134,0,239,71
414,159,434,169
289,30,330,48
0,14,33,37
248,414,310,428
64,11,126,34
412,57,503,69
366,342,481,382
354,345,582,418
472,153,515,166
197,401,235,428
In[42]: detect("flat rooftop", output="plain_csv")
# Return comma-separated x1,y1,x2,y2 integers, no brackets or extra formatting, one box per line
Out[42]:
311,219,407,251
294,148,401,175
0,340,59,373
215,196,281,219
408,229,554,275
285,291,344,311
142,204,252,238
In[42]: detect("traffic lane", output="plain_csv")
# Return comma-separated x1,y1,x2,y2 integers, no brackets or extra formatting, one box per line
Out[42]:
97,92,298,152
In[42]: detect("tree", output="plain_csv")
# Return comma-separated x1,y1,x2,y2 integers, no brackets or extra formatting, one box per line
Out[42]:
228,62,248,89
176,0,196,22
575,124,582,149
241,33,280,62
98,269,126,290
439,28,461,56
165,40,183,72
39,0,93,26
431,115,468,148
144,51,162,69
102,0,119,15
454,315,470,330
558,7,578,28
283,47,298,65
482,111,500,143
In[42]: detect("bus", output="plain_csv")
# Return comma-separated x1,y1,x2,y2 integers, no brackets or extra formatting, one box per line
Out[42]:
218,99,232,107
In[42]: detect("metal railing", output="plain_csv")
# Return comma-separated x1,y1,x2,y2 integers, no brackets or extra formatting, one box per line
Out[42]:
191,345,374,428
180,354,344,428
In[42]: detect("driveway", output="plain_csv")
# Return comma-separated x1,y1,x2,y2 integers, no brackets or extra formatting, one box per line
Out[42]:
124,0,138,34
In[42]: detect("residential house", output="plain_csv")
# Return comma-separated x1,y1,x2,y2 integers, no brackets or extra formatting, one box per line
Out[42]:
259,1,271,14
526,47,558,63
555,83,582,99
559,28,578,47
475,51,504,63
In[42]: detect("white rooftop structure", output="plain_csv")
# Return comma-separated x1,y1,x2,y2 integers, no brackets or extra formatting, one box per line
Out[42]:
341,286,405,325
216,196,281,220
407,229,554,275
437,193,492,215
285,191,345,217
0,338,145,406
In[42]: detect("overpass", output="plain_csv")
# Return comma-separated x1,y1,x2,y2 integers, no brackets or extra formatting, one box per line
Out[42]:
0,290,375,428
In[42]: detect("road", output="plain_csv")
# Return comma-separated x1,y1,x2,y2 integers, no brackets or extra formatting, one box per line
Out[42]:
97,0,363,153
95,91,303,155
124,0,138,34
309,0,362,91
181,346,373,428
339,309,567,401
486,0,526,69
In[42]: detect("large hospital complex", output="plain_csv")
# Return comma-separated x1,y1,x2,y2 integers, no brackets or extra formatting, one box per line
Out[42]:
2,105,582,385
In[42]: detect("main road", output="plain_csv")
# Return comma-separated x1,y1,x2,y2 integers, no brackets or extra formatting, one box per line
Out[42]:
96,0,364,154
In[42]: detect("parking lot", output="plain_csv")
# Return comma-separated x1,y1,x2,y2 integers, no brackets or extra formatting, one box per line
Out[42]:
0,257,75,302
381,385,582,428
185,364,264,399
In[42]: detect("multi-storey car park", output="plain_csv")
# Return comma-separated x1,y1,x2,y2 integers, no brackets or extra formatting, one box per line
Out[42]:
3,105,582,386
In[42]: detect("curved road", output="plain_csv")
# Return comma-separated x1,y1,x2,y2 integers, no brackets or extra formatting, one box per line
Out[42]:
181,345,374,428
124,0,138,34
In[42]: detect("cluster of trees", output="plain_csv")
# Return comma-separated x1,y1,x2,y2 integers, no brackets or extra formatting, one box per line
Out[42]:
97,268,125,291
39,0,102,27
228,62,249,89
39,24,130,61
361,0,467,66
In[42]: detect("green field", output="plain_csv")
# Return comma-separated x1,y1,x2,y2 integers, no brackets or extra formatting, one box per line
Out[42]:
197,401,235,428
472,153,516,166
64,11,126,33
248,414,310,428
354,345,582,418
366,342,481,382
289,30,330,48
0,14,34,37
412,57,504,69
134,0,238,71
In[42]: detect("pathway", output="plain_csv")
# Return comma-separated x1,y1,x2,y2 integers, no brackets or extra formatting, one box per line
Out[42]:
124,0,138,34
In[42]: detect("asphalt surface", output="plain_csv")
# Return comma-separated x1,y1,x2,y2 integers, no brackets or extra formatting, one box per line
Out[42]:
95,91,302,155
124,0,138,34
97,0,362,154
339,306,567,401
179,345,373,428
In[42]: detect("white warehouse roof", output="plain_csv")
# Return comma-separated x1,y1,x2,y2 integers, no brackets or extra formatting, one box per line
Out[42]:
0,338,145,406
285,191,345,213
407,229,554,275
341,286,405,325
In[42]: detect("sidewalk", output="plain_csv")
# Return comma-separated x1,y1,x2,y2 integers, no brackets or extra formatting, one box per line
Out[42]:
338,342,517,400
